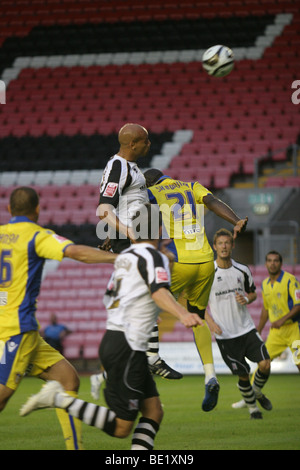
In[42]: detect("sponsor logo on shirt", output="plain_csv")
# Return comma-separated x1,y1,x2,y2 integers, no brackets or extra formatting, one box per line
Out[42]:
52,234,68,243
103,182,118,198
155,267,169,284
295,289,300,301
0,291,8,305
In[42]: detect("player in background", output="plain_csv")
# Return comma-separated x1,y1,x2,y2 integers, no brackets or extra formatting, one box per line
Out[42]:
206,229,271,419
232,250,300,409
0,187,117,450
143,169,248,412
258,251,300,370
20,203,204,451
93,123,182,387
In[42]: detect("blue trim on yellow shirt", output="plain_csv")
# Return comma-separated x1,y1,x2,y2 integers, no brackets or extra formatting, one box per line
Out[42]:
9,216,35,224
267,270,284,285
18,232,41,333
147,188,179,261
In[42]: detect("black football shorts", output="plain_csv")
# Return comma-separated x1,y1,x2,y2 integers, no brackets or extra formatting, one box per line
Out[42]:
99,330,159,421
216,329,270,376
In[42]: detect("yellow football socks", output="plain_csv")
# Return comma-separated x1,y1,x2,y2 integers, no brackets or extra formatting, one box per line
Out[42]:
193,321,216,382
56,391,83,450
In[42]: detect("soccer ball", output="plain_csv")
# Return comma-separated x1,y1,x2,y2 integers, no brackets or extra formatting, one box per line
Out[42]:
202,45,234,78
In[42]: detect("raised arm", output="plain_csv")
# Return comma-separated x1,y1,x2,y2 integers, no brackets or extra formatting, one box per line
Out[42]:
203,193,248,239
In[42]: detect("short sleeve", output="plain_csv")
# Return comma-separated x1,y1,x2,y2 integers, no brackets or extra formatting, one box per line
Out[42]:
99,158,132,208
192,181,212,204
35,229,74,261
244,266,256,294
288,277,300,306
137,247,170,294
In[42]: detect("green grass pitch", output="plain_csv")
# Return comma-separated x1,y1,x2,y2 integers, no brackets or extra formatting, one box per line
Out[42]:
0,374,299,450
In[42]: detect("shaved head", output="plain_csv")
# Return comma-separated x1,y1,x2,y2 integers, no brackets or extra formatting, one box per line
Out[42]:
117,123,150,161
118,123,148,146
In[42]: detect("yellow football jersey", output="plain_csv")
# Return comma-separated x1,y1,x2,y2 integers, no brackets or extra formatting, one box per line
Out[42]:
147,176,214,264
262,270,300,324
0,216,73,339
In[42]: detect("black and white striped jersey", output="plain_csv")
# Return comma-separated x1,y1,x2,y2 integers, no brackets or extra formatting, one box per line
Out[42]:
208,259,256,339
103,242,171,351
99,154,148,227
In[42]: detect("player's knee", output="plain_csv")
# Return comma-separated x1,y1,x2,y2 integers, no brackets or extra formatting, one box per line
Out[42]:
142,396,164,425
44,359,80,392
64,370,80,392
259,359,271,375
114,420,134,439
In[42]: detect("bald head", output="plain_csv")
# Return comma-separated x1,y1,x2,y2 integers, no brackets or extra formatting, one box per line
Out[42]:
118,123,147,145
9,187,39,219
118,123,151,161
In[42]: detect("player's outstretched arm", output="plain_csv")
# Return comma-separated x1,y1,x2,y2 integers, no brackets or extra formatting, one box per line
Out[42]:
64,244,117,264
152,288,204,328
203,194,248,238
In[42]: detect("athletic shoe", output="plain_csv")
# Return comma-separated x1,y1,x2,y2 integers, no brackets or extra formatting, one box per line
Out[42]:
20,380,71,417
148,358,183,379
202,377,220,412
250,410,263,419
257,393,272,411
232,399,247,409
90,373,105,400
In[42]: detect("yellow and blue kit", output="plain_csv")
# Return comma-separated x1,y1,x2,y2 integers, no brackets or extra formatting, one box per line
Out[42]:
262,270,300,360
0,215,73,388
0,215,73,340
0,215,83,450
148,176,215,367
262,270,300,324
147,176,214,264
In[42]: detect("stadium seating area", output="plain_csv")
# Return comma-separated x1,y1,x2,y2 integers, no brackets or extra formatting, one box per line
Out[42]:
0,0,299,358
37,260,300,359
